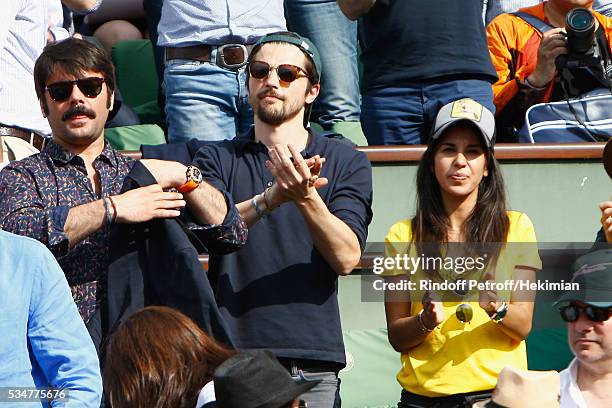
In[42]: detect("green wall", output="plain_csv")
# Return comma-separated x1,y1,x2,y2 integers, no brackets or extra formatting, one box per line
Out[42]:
368,160,611,243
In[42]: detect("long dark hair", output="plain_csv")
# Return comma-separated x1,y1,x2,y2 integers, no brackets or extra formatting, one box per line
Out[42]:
103,306,235,408
411,123,509,273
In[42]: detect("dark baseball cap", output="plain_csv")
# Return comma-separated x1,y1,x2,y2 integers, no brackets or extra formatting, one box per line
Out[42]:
555,249,612,308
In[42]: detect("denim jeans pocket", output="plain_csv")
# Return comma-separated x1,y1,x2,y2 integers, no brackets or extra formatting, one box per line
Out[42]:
165,58,204,72
297,369,339,386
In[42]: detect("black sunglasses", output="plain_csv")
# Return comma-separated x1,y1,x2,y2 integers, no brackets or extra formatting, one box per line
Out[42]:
45,77,105,102
248,61,308,83
559,304,612,322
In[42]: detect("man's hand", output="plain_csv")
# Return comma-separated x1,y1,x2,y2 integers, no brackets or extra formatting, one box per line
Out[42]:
264,144,328,206
600,201,612,242
527,28,568,88
140,159,188,189
421,291,445,329
112,184,185,223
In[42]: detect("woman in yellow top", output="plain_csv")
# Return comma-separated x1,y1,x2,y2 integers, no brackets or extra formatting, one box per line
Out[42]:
383,99,542,408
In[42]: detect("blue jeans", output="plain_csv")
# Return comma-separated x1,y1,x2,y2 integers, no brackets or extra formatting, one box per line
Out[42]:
163,56,253,143
361,79,495,145
285,0,360,129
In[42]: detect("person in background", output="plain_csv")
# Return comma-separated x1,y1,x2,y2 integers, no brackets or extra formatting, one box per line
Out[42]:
338,0,497,145
486,0,612,140
0,229,102,407
103,306,234,408
556,250,612,407
484,1,543,25
285,0,361,136
213,350,320,408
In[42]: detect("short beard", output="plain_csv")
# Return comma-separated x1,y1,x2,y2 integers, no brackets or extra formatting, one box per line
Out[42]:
251,92,304,126
256,103,302,126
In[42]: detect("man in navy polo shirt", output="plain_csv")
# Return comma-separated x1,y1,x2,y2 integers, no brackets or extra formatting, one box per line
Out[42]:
160,31,373,406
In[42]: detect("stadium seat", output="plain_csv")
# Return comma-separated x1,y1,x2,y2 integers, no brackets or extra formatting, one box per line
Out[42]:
105,124,166,151
111,39,161,125
310,121,369,146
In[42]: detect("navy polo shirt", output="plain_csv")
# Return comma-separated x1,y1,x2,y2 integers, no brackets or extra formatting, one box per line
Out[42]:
192,128,373,366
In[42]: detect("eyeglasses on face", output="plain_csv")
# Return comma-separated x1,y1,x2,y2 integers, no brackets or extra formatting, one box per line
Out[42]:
559,304,612,323
248,61,308,83
45,77,105,102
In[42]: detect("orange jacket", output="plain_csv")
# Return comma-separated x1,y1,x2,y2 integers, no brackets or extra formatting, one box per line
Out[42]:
487,3,612,115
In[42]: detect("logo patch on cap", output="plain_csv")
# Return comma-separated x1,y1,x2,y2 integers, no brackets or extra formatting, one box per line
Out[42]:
450,98,483,122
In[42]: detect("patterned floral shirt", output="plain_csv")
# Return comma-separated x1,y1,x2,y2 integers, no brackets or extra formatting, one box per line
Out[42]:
0,140,134,323
0,140,249,324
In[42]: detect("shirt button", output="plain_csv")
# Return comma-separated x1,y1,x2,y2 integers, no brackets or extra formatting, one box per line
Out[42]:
267,181,273,187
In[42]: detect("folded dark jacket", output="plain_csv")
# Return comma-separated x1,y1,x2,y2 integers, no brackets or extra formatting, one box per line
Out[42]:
104,162,234,347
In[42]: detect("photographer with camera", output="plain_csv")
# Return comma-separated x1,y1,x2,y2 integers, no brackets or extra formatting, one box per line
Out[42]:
487,0,612,141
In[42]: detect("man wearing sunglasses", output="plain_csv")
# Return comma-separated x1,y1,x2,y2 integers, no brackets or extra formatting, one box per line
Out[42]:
557,249,612,407
145,31,372,406
0,38,244,350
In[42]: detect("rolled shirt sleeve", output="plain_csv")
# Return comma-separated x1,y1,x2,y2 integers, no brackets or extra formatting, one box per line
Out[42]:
184,189,248,255
326,149,373,251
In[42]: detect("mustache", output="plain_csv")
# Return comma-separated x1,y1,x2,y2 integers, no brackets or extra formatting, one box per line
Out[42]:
62,105,96,121
257,90,284,100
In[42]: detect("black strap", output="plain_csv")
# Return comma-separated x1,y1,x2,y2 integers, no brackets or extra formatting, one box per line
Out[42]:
511,11,555,33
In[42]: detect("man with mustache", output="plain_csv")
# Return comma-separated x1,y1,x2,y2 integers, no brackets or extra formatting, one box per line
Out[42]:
148,31,373,406
557,250,612,407
0,38,244,349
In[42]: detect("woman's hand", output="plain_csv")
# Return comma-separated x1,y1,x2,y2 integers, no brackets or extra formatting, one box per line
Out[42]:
422,291,445,329
479,272,500,316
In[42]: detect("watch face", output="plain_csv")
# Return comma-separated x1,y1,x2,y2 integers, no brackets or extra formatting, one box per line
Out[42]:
187,165,203,184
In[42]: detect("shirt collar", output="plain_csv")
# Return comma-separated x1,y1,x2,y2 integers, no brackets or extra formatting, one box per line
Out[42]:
43,138,119,167
236,126,323,159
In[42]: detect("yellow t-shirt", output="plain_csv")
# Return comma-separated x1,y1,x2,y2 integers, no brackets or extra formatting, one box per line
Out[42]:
383,211,542,397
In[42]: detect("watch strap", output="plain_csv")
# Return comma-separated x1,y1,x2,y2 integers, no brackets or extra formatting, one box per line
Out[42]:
491,301,508,322
178,180,199,193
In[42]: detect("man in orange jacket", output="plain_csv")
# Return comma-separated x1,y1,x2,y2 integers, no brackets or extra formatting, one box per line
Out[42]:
487,0,612,140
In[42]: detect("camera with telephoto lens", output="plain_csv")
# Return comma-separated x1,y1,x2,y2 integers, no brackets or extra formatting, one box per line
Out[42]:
556,7,600,70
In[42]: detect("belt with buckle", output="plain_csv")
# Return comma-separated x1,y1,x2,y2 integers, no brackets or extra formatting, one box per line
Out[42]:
0,125,45,151
165,43,254,70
